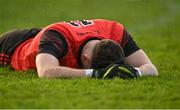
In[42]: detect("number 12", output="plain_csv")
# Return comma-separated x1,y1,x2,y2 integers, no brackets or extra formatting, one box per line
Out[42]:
67,20,94,28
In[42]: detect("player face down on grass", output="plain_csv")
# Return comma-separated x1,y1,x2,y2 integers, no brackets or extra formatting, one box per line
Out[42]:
90,39,125,69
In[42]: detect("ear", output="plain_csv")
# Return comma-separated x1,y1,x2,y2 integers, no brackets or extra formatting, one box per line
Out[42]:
81,54,90,68
82,54,90,64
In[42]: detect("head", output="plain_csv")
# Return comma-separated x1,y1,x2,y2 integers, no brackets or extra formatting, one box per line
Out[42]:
80,40,100,68
81,39,125,69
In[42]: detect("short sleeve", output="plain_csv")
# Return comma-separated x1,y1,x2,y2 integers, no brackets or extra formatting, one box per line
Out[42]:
38,30,68,59
121,29,140,57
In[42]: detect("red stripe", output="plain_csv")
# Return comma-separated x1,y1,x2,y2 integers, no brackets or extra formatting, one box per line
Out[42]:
0,57,11,61
0,53,11,66
0,54,11,58
121,39,128,48
0,62,9,65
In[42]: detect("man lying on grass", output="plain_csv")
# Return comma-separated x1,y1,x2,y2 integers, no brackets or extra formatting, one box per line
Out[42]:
0,19,158,79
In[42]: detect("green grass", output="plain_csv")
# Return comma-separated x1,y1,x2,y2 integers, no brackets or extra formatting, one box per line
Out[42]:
0,0,180,108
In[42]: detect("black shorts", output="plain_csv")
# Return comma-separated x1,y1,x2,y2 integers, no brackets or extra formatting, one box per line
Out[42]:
0,28,41,66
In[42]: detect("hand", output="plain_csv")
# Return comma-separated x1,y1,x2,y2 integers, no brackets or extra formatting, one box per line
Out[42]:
92,64,139,79
92,64,122,79
115,64,139,79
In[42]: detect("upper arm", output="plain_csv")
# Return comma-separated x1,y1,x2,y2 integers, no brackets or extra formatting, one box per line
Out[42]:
36,30,68,77
121,29,151,66
36,53,59,77
121,29,158,76
121,29,140,57
39,30,68,60
125,49,152,67
125,49,158,76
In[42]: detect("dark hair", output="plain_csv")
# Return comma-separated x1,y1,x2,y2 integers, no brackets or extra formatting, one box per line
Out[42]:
91,40,125,69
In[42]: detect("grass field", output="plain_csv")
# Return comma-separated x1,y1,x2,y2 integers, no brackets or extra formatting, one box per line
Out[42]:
0,0,180,109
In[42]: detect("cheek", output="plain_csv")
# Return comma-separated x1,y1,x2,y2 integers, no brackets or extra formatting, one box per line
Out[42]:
84,59,91,69
87,62,91,69
81,58,91,69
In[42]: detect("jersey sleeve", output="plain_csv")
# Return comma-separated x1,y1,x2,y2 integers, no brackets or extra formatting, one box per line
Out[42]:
38,30,68,60
121,29,140,57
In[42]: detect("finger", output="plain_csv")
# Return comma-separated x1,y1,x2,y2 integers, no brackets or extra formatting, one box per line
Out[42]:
118,66,131,74
102,65,117,79
116,69,136,79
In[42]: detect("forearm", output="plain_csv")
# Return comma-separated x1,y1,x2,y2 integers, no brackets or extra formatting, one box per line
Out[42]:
36,53,87,78
38,66,86,78
137,64,158,76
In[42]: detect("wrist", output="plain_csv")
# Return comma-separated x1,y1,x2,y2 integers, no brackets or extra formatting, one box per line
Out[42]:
85,69,93,77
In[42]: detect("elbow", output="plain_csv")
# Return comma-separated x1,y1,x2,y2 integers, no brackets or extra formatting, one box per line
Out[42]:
37,70,46,78
153,69,158,76
140,64,158,76
37,67,60,78
154,67,158,76
37,69,50,78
